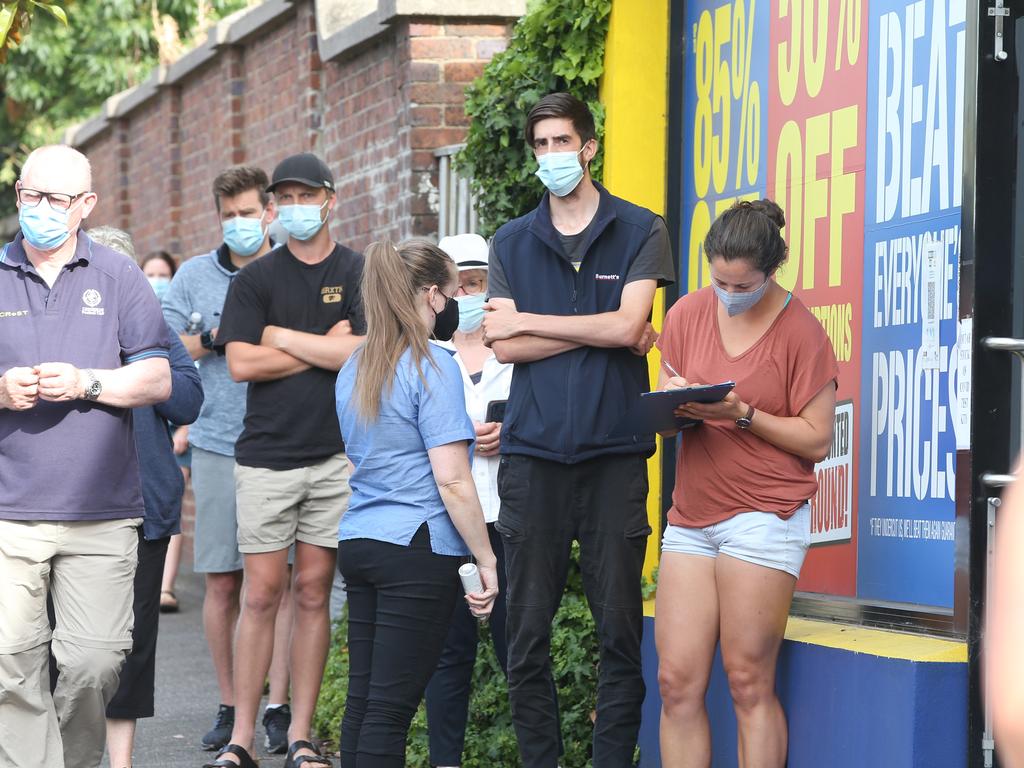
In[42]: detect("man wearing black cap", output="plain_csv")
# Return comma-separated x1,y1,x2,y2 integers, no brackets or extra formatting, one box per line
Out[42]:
209,153,364,768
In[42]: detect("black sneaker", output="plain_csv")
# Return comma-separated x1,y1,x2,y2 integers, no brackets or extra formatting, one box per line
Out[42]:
201,704,234,751
262,703,291,755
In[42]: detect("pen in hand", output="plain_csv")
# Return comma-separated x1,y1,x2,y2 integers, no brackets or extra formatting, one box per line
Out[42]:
661,358,683,380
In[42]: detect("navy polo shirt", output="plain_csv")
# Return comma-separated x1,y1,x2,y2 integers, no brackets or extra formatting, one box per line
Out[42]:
0,231,170,521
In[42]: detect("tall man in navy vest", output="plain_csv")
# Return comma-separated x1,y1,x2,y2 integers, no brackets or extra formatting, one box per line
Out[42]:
483,93,675,767
0,145,171,768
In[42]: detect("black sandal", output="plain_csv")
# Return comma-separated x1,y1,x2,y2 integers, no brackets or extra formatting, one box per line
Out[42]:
202,743,259,768
285,740,332,768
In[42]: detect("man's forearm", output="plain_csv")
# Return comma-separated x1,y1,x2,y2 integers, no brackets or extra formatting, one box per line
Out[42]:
272,329,362,371
178,333,212,361
491,335,581,364
519,311,646,349
94,358,172,408
226,342,311,382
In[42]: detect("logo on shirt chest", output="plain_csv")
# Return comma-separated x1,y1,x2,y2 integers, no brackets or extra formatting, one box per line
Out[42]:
82,289,104,316
594,273,620,281
0,309,29,319
321,285,343,304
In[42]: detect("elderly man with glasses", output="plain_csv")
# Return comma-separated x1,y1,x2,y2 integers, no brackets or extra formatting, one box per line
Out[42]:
0,145,172,768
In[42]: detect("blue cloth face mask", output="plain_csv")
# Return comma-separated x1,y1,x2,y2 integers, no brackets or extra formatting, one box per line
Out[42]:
278,200,328,241
456,293,486,333
148,276,171,301
535,147,586,197
713,278,769,316
19,198,77,251
222,214,267,257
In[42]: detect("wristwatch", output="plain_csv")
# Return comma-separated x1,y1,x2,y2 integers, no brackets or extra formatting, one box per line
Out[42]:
82,369,102,401
735,404,755,430
200,330,216,350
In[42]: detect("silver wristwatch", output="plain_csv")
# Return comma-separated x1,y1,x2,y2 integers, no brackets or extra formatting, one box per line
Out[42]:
82,369,102,401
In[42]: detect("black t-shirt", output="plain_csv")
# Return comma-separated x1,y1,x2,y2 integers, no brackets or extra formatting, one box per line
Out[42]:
216,243,366,469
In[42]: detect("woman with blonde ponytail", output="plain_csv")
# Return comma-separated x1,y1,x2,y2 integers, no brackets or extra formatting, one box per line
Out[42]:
334,239,499,767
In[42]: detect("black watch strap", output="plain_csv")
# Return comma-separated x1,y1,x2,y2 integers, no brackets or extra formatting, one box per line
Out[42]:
200,330,215,350
736,404,755,429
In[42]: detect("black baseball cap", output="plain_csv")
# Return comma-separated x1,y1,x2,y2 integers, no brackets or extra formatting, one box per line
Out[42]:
267,152,335,193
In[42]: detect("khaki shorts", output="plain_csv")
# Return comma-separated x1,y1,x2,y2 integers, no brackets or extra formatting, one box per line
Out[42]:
0,517,141,654
235,452,351,553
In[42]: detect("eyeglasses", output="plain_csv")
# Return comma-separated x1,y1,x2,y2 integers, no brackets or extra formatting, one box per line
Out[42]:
455,277,487,296
17,186,90,211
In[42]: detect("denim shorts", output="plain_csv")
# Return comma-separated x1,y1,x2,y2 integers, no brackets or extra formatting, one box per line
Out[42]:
661,504,811,578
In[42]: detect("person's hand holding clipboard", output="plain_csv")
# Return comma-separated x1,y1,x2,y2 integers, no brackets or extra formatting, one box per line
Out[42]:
608,359,738,438
660,359,748,425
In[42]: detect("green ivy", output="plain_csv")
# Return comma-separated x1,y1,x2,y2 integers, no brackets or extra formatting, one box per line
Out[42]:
315,545,601,767
455,0,612,237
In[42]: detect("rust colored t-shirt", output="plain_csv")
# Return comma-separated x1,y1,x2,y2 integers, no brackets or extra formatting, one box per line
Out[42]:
657,286,838,528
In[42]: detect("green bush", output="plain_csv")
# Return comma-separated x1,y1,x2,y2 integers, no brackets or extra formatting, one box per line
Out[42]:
314,546,600,767
456,0,612,237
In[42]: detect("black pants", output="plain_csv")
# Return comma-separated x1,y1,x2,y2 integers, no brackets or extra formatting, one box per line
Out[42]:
497,453,650,768
106,532,170,718
424,524,508,765
338,525,462,767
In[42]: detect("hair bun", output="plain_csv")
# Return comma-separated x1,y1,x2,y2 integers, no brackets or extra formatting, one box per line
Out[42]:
749,199,785,230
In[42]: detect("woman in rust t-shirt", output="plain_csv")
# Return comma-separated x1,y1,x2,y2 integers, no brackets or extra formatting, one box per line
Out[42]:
653,199,838,768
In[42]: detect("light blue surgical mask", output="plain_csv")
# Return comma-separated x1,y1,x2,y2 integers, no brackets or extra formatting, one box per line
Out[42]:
222,213,267,257
278,200,328,241
456,293,486,333
19,198,77,251
713,278,770,316
535,147,586,197
148,276,171,301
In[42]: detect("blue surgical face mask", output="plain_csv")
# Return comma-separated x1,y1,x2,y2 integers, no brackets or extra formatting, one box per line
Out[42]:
713,278,770,317
278,199,328,241
222,213,267,257
456,292,486,333
535,146,586,197
148,276,171,301
19,198,78,251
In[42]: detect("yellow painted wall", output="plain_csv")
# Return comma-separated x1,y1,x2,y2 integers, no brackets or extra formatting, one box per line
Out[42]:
600,0,671,613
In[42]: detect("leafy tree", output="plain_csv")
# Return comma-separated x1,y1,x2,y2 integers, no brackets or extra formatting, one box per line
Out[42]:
1,0,249,216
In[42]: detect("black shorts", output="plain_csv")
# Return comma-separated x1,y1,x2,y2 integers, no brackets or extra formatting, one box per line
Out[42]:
105,532,170,720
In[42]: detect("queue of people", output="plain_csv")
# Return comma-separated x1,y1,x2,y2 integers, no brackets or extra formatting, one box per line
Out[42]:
0,91,839,768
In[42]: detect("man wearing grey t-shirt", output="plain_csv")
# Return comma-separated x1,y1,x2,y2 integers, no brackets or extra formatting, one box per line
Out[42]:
0,145,171,768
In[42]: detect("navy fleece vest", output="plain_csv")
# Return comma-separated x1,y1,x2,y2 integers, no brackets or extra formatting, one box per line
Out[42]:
493,183,657,464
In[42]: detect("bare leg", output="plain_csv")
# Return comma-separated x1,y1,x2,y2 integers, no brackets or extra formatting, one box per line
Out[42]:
223,549,290,762
204,570,243,705
105,718,136,768
717,555,796,768
160,534,183,604
268,566,293,706
287,543,337,759
655,552,719,768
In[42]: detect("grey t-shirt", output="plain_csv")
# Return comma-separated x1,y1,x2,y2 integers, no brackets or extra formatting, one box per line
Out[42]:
489,215,675,300
161,248,249,457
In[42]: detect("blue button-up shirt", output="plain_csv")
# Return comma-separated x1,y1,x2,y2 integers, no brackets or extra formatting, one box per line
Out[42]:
0,231,170,521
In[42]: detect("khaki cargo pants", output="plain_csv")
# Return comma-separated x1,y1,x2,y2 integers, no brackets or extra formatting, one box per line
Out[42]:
0,518,140,768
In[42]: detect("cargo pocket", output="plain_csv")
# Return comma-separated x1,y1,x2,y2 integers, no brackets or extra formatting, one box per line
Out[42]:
495,456,528,543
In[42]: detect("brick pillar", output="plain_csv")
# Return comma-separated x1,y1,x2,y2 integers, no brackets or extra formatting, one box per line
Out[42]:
166,86,184,255
226,46,246,164
399,19,511,237
298,0,325,153
115,119,132,230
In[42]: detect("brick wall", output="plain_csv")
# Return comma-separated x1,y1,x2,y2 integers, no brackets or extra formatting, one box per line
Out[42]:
76,3,512,261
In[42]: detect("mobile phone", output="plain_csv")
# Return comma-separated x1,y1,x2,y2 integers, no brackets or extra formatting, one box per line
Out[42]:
485,399,508,423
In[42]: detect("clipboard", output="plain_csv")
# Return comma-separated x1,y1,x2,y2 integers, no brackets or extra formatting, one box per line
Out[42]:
608,381,736,437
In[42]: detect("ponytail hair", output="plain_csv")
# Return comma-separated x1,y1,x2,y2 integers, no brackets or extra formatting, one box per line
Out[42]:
354,238,455,422
703,198,788,276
